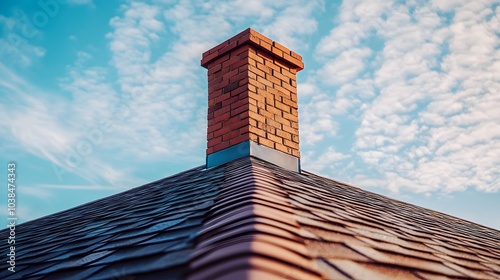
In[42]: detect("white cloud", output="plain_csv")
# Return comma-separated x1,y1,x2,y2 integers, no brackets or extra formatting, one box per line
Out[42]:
319,47,372,85
308,0,500,194
302,146,350,176
0,14,46,66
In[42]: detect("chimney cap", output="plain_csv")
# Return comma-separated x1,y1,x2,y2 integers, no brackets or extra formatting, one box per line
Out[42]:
201,28,304,71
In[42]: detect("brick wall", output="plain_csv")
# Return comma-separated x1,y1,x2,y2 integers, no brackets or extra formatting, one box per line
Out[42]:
201,28,304,158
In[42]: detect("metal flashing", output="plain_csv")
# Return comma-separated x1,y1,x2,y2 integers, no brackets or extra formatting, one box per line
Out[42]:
206,140,300,172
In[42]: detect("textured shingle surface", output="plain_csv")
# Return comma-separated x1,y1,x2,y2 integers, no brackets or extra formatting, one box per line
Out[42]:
0,164,225,280
265,159,500,279
1,157,499,279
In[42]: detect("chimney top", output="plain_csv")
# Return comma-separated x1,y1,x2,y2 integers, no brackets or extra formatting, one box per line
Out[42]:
202,28,304,172
201,28,304,71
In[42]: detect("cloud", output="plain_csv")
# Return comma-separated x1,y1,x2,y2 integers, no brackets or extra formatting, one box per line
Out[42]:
302,146,350,176
307,0,500,194
0,14,46,66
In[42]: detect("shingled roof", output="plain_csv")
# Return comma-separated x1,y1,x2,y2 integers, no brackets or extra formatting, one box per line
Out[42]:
2,29,499,280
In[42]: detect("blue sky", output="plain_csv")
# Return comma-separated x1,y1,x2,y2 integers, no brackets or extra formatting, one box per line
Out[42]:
1,0,499,229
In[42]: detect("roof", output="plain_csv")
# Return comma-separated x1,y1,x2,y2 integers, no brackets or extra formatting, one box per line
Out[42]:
1,156,499,279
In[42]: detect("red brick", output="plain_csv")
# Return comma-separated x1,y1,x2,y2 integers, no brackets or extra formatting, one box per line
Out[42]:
256,76,273,88
282,124,296,134
266,118,282,130
223,129,241,142
256,62,271,74
238,90,249,100
229,71,248,84
208,64,222,75
249,133,259,142
201,51,220,68
214,111,230,123
231,44,251,58
211,53,230,66
248,52,264,64
207,122,222,133
275,142,292,154
213,141,230,153
207,136,222,147
273,84,290,96
228,95,244,106
274,114,291,128
239,110,250,120
202,29,305,157
208,76,222,89
248,78,264,90
231,104,248,117
249,118,258,128
271,46,284,58
272,69,289,83
266,133,283,144
230,85,247,98
249,65,266,78
283,52,304,69
249,103,258,114
202,49,211,58
290,51,302,61
219,40,238,56
231,57,249,71
258,137,274,149
258,122,276,134
250,126,266,138
258,108,275,120
222,95,239,108
281,69,297,80
282,111,298,123
211,79,230,92
264,59,282,72
223,67,239,80
273,41,290,53
276,129,292,140
281,97,298,109
214,92,231,104
213,65,231,79
222,56,241,69
248,83,257,94
255,30,273,45
273,58,292,71
284,139,299,150
281,80,297,94
275,101,290,113
259,39,272,52
229,134,249,146
256,49,273,61
265,96,274,106
239,125,250,135
266,72,281,85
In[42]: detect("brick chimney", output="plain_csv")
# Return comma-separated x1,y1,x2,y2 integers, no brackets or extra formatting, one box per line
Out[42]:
201,28,304,171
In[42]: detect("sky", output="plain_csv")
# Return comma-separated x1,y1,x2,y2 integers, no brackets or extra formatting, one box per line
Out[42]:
0,0,499,230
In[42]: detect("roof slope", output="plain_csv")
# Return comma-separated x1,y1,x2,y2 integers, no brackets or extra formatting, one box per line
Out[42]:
1,157,500,279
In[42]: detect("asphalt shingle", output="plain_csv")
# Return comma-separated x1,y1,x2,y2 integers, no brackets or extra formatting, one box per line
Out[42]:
1,156,499,279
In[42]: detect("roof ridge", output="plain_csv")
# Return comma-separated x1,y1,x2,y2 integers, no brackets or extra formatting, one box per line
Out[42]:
186,157,323,279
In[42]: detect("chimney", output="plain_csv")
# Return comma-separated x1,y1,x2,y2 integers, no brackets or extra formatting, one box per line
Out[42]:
201,28,304,172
